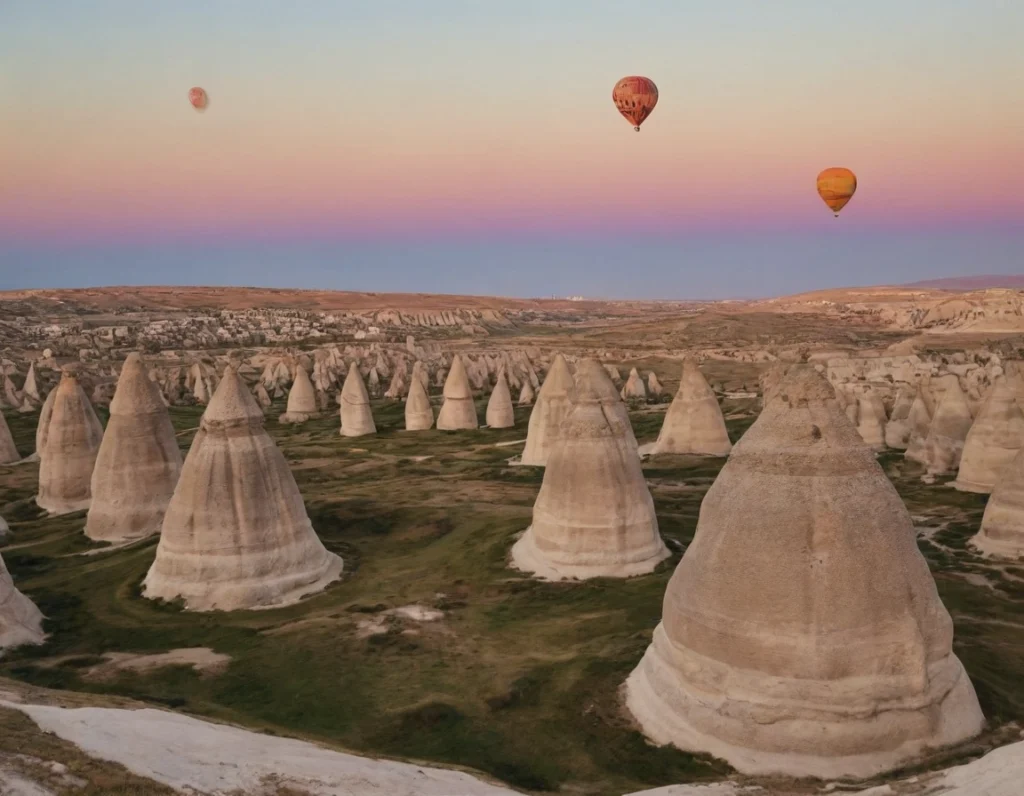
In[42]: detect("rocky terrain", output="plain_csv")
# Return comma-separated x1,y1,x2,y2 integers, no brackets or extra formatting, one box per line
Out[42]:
1,284,1022,418
2,281,1024,796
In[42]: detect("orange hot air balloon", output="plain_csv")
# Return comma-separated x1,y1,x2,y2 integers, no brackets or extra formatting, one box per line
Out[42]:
816,167,857,217
188,87,208,112
612,76,658,131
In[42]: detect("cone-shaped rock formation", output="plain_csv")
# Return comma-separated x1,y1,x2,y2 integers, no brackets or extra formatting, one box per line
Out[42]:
411,360,430,392
574,359,638,452
903,389,934,464
521,354,575,466
485,371,515,429
920,378,974,475
0,552,45,650
0,410,19,464
510,367,669,580
651,360,731,456
22,362,41,403
36,372,104,515
621,367,647,401
972,445,1024,559
518,381,535,406
436,355,478,430
279,366,317,424
143,368,342,611
954,377,1024,493
255,383,272,408
856,394,887,451
35,389,56,457
404,375,434,431
625,367,984,779
884,385,917,450
85,354,183,543
339,363,376,437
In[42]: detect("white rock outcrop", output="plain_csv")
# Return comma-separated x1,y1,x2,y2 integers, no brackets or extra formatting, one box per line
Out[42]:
85,353,183,543
883,385,917,449
953,376,1024,493
339,363,377,438
436,355,478,431
36,372,104,515
485,370,515,429
278,366,317,424
651,360,731,456
0,409,20,464
22,362,41,404
0,552,45,650
621,367,647,401
404,375,434,431
625,367,984,779
143,367,342,612
574,359,639,453
855,394,887,451
903,388,935,464
510,366,669,580
920,378,974,475
521,354,575,466
5,700,520,796
971,443,1024,559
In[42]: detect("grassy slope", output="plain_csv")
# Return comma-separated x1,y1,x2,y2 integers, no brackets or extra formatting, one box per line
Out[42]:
0,404,1021,795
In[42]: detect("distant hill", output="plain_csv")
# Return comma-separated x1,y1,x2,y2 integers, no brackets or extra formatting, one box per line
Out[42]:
902,275,1024,291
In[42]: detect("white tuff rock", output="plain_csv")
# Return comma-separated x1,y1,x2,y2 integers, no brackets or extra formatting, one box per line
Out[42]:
85,354,183,543
520,354,575,466
511,365,669,580
625,367,984,779
339,362,377,437
404,375,434,431
485,370,515,429
278,365,317,424
436,355,478,430
36,372,104,515
0,551,45,650
651,360,731,456
143,367,342,611
954,376,1024,493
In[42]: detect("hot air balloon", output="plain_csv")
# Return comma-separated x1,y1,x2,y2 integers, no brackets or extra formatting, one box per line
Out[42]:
188,87,208,112
816,167,857,217
612,76,658,131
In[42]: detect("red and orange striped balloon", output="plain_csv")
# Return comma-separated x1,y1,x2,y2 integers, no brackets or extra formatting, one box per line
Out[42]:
612,76,658,131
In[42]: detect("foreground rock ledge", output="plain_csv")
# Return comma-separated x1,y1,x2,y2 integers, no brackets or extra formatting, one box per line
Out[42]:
1,698,520,795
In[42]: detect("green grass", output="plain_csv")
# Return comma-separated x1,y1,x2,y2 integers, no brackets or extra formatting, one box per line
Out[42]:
0,401,732,795
2,404,1022,794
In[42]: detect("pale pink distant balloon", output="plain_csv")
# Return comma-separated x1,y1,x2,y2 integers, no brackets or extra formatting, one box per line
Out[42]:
188,87,208,112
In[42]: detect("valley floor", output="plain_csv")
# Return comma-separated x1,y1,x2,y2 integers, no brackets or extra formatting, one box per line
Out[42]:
0,397,1021,795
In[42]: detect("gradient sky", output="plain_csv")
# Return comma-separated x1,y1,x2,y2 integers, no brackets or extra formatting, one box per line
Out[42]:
2,1,1021,298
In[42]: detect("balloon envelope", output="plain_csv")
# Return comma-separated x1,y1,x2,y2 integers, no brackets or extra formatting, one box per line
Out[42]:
612,76,658,131
816,167,857,216
188,87,208,111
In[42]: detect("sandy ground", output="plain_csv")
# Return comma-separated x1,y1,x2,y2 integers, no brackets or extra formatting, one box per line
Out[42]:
356,604,445,637
1,699,521,796
85,648,231,681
